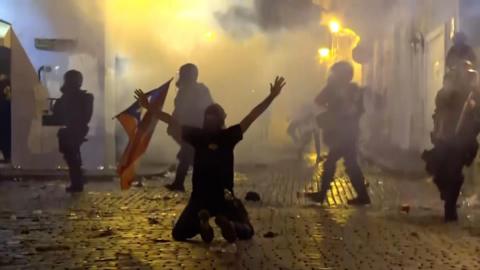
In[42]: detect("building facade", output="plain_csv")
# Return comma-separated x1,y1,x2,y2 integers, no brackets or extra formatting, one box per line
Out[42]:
360,0,468,158
0,0,110,171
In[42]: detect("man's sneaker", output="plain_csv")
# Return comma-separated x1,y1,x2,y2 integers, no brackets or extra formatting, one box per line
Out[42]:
215,216,237,243
165,183,185,192
198,210,214,243
65,186,84,193
347,197,371,206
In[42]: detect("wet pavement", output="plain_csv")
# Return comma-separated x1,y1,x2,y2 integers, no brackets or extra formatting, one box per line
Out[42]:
0,160,480,269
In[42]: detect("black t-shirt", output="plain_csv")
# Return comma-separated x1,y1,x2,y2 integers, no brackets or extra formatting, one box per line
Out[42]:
182,124,243,202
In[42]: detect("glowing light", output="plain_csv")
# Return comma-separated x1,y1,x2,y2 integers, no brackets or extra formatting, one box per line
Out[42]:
329,20,341,33
318,47,330,58
305,153,318,166
106,0,217,54
204,31,216,42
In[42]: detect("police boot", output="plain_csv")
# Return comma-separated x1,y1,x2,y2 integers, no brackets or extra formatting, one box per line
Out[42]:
444,203,458,222
66,167,84,193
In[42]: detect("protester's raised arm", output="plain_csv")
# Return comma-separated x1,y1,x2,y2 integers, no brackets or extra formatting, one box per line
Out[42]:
134,89,173,124
239,76,286,133
134,89,182,141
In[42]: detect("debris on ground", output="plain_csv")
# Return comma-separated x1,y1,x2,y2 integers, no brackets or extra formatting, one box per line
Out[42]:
400,204,410,214
133,180,144,187
94,257,117,263
94,227,114,238
153,165,177,178
148,217,160,225
68,212,79,220
153,238,170,243
35,245,70,252
209,243,237,254
410,232,420,239
147,194,173,201
463,194,479,208
263,231,279,238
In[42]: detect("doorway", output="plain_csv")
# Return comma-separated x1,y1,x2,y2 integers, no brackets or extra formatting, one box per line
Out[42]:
423,26,445,148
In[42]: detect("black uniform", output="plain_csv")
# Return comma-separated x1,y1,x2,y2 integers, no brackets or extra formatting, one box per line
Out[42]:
54,88,93,190
313,82,370,204
0,78,11,161
422,85,480,221
172,125,254,241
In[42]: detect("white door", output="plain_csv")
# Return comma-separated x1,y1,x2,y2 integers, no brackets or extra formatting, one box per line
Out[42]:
424,26,445,148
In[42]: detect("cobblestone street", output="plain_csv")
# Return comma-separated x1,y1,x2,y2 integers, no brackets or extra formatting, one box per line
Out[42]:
1,160,480,270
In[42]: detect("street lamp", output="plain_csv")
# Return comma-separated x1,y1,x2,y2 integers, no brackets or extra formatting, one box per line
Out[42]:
329,20,341,33
318,48,330,59
328,19,341,62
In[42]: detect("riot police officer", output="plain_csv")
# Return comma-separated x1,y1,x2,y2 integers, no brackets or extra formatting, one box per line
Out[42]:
54,70,93,193
0,74,11,162
423,61,480,221
165,64,213,192
308,61,371,205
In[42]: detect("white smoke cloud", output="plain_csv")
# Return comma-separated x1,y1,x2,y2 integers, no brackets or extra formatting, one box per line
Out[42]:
215,0,324,39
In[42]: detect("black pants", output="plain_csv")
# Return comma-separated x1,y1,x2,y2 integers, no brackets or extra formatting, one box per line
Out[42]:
318,143,369,202
58,128,87,189
172,197,254,241
428,143,466,219
0,131,10,161
171,144,194,187
0,107,11,161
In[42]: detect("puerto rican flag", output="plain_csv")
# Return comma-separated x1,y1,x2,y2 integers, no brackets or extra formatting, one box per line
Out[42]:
115,78,172,190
